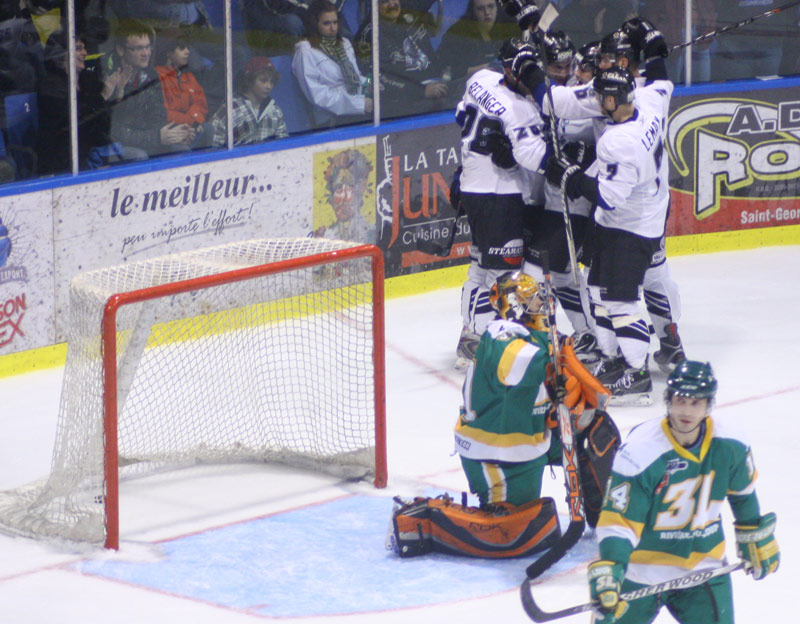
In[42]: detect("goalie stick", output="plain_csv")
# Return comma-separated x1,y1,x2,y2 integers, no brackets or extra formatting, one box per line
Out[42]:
520,561,746,622
525,250,585,580
670,0,800,52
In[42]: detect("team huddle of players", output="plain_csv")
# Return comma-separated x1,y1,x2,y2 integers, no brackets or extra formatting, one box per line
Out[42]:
389,2,780,623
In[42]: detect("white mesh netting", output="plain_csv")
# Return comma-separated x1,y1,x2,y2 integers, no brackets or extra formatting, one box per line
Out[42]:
0,238,381,544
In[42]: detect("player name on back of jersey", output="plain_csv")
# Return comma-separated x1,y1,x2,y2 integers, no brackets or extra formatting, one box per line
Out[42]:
467,79,507,116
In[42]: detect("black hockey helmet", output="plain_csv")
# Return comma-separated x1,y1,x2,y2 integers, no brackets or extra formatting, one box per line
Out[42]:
498,37,540,72
594,66,636,105
575,40,602,76
538,30,575,66
600,28,639,65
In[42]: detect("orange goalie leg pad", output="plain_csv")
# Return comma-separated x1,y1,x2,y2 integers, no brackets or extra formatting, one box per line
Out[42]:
391,495,561,559
561,340,611,410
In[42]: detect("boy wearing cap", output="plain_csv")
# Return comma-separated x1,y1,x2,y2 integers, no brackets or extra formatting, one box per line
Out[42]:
211,57,289,147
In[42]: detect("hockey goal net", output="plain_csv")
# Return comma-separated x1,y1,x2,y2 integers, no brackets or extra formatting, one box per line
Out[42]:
0,238,386,548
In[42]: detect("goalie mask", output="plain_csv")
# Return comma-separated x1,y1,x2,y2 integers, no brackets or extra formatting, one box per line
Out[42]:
489,271,548,331
664,360,718,407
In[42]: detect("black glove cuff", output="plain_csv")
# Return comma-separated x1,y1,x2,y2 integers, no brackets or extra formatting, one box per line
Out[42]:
644,57,668,82
519,63,545,94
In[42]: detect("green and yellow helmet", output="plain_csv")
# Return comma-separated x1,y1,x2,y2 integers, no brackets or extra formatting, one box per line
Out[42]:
489,271,548,331
664,360,718,405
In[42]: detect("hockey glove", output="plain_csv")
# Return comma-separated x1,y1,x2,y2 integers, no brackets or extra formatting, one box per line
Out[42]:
735,512,780,580
562,140,596,168
472,126,517,169
449,166,462,211
623,17,668,60
499,0,540,31
545,155,581,198
588,560,629,623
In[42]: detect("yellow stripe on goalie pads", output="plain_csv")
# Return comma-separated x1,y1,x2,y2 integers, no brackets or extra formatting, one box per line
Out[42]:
392,496,561,559
561,340,611,411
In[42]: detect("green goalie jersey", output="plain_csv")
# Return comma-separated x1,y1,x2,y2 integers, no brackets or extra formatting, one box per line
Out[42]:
454,318,555,463
597,416,761,585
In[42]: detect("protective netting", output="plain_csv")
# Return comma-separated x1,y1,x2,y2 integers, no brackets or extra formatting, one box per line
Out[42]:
0,238,381,544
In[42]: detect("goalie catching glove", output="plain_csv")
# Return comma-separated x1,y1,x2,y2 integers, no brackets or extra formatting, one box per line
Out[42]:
735,512,780,580
588,560,629,623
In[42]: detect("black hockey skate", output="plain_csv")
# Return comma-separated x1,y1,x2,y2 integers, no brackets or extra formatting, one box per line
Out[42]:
455,326,480,372
593,355,626,385
654,323,686,373
595,356,653,406
570,330,602,365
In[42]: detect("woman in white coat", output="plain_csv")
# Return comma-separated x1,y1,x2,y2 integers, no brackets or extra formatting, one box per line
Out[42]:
292,0,372,129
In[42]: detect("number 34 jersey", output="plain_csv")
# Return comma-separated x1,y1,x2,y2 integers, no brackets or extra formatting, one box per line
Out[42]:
456,68,548,196
597,416,760,586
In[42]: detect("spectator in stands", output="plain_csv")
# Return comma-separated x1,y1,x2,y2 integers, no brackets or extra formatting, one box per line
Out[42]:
0,0,45,96
211,56,289,147
35,31,115,175
710,0,797,81
108,0,212,30
104,20,195,160
354,0,448,119
292,0,371,129
241,0,309,54
643,0,716,83
155,28,209,147
551,0,636,49
436,0,516,104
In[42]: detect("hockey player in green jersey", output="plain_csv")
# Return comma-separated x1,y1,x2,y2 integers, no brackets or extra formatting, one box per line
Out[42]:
589,360,780,623
455,270,617,523
389,271,618,561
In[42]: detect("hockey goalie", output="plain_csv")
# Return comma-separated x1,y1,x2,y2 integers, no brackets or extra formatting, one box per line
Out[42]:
387,271,620,559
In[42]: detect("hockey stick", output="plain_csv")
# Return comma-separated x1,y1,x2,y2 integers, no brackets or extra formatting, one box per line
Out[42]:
534,3,581,288
670,0,800,52
520,561,746,622
525,250,585,580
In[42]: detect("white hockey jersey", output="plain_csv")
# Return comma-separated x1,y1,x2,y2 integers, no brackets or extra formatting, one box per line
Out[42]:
544,113,595,218
594,80,673,238
456,68,547,197
542,78,674,237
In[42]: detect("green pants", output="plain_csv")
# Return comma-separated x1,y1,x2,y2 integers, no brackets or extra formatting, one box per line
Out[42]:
460,444,561,507
614,572,733,624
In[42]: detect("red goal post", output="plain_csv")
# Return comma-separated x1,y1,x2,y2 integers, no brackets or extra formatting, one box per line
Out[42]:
0,239,387,550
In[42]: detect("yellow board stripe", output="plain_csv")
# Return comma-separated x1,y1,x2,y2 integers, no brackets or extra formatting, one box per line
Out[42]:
4,222,800,379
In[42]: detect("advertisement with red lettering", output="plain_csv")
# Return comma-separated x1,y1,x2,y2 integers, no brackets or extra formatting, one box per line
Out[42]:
376,124,469,277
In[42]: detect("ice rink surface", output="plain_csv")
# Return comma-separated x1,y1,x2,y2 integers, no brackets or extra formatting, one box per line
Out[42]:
1,245,797,623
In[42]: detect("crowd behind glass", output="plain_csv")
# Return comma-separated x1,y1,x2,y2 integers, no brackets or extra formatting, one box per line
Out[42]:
1,0,798,184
